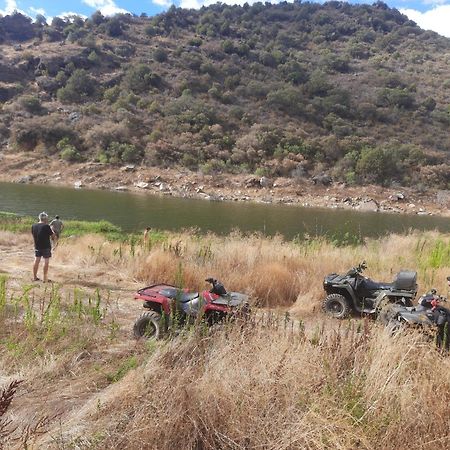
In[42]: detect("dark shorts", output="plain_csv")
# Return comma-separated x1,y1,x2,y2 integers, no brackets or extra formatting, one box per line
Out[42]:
35,248,52,258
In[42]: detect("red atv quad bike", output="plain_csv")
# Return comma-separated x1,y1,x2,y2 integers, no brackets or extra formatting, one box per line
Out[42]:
133,278,250,339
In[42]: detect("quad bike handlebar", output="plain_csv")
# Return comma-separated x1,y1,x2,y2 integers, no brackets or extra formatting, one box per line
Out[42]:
346,261,367,277
205,277,227,295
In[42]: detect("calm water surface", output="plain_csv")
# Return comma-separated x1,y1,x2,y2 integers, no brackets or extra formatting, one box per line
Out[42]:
0,182,449,239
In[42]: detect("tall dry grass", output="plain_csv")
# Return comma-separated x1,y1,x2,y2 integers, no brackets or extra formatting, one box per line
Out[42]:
1,230,448,449
56,231,450,310
74,320,450,450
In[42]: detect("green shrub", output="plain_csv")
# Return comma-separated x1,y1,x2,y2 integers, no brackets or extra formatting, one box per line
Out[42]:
88,50,100,64
221,40,235,54
106,141,142,164
153,48,168,63
377,88,416,110
60,146,82,162
267,87,305,116
57,69,97,103
11,127,39,151
19,95,43,114
144,25,159,37
278,60,309,85
103,86,121,104
104,17,123,37
57,137,82,162
355,147,394,183
125,64,162,94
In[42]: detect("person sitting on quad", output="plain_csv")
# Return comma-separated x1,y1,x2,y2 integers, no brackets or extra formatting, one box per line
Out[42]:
206,278,227,296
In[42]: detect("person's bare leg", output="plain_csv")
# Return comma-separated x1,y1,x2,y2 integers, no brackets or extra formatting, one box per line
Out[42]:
43,258,50,282
33,257,41,280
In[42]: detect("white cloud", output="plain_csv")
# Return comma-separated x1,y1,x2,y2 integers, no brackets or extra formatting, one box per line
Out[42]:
177,0,281,9
82,0,129,16
58,11,88,19
153,0,173,7
179,0,200,8
29,6,46,16
422,0,447,5
401,5,450,38
0,0,25,15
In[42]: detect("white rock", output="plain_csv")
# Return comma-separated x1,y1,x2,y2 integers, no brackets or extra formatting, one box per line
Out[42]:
357,199,379,212
135,182,149,189
121,165,135,172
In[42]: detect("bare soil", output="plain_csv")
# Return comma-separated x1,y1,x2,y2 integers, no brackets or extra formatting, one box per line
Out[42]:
1,153,449,217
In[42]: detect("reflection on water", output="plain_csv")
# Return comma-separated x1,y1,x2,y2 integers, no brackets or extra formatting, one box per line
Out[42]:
0,182,449,240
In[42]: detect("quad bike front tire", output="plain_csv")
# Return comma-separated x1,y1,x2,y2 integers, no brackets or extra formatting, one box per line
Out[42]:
133,311,162,339
322,293,351,319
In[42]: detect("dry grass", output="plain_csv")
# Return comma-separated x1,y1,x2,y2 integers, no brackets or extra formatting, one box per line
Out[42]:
0,230,449,449
70,322,450,450
58,230,450,309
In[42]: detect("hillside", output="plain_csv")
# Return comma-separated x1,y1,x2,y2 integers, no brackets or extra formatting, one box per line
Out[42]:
0,2,449,190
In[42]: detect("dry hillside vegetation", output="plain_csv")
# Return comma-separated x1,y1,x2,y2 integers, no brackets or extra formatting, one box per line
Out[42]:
0,228,449,448
0,2,449,190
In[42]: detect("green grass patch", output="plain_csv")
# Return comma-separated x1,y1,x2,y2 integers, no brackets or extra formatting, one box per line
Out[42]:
106,356,138,383
0,211,124,239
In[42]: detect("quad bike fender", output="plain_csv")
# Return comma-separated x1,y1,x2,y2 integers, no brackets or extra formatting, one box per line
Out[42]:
374,290,414,310
397,311,433,326
142,299,171,315
324,285,358,309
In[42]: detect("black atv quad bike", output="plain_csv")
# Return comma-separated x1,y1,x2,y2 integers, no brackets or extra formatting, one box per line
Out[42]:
380,290,450,350
323,262,417,319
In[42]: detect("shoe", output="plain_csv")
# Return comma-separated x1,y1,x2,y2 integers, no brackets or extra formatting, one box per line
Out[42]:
32,277,40,281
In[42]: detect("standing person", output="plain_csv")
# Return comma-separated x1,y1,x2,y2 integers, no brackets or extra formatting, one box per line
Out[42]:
31,212,54,282
50,215,64,248
143,227,151,244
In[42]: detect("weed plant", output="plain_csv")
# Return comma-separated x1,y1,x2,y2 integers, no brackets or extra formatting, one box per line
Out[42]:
0,278,115,372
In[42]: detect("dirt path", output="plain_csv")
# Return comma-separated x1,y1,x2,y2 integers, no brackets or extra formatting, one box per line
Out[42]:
0,235,149,448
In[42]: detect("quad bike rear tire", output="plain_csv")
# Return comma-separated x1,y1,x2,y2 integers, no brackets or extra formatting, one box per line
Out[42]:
322,293,351,319
133,311,162,339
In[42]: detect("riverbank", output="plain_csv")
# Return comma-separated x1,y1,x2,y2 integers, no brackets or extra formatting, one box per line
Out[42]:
1,227,449,448
1,153,449,217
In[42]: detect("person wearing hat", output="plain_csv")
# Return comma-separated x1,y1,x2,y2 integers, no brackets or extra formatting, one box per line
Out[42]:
50,215,64,249
31,212,54,282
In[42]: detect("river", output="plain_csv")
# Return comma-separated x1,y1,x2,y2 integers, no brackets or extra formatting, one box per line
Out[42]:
0,182,449,240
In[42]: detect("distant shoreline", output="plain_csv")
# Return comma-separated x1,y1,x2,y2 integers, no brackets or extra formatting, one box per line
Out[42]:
0,153,449,218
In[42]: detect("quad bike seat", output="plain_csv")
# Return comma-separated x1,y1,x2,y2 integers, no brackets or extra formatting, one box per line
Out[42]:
178,292,199,303
359,278,394,291
160,288,199,303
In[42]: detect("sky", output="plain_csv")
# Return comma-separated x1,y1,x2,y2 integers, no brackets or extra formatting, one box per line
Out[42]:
0,0,449,38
